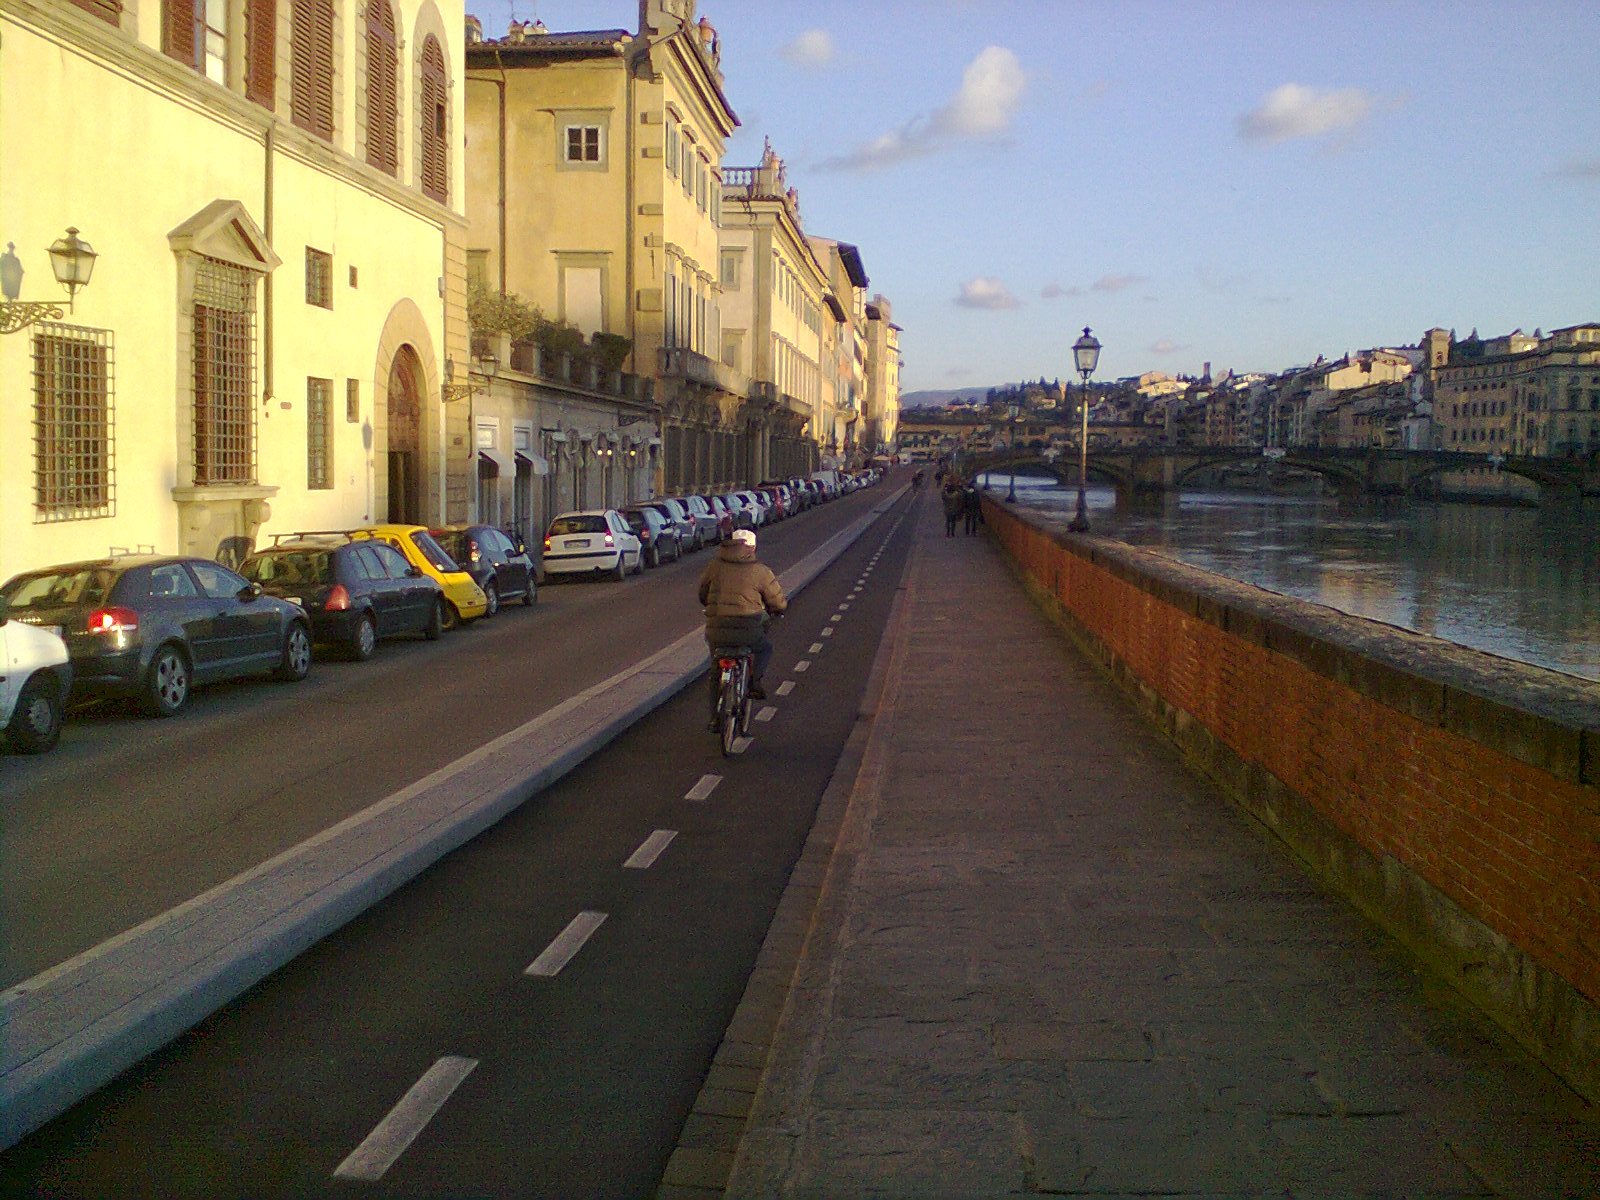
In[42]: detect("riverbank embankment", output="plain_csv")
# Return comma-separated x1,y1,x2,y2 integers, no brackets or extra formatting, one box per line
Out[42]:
984,496,1600,1103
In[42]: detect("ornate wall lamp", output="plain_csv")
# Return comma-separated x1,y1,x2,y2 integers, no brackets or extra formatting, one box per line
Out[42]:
1,228,98,335
442,353,496,403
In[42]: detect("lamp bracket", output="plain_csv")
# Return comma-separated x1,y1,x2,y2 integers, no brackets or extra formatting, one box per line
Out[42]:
616,412,655,428
1,301,66,336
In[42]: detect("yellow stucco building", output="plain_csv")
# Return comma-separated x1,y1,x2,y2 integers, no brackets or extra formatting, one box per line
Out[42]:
1,0,468,584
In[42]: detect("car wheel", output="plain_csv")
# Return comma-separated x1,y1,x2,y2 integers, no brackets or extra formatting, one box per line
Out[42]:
7,674,63,754
483,581,499,618
275,621,313,681
694,531,704,552
612,556,627,582
350,612,377,661
143,644,191,717
523,580,537,606
424,597,445,640
647,545,660,569
440,601,461,631
632,550,646,575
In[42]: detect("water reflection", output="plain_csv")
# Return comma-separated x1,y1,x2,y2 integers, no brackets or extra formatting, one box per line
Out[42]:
987,474,1600,683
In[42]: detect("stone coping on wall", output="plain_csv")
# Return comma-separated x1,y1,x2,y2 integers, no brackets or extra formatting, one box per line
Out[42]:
1041,523,1600,786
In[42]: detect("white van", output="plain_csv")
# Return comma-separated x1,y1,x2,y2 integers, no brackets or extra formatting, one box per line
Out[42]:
810,469,841,498
1,596,73,753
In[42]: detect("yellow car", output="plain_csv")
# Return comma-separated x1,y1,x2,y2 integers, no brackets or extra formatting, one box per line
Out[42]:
351,525,488,628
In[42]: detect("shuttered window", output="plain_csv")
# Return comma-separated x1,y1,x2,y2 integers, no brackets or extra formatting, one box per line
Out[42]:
364,0,398,174
419,35,448,203
163,0,200,68
69,0,123,26
245,0,276,108
290,0,335,142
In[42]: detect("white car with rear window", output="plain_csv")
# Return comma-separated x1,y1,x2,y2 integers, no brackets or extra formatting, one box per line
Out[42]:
542,510,643,581
1,595,74,753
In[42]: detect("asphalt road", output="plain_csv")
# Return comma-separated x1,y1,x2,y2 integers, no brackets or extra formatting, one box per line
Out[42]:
0,481,901,989
0,482,919,1197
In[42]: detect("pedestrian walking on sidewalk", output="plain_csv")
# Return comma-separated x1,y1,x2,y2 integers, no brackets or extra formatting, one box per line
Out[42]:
963,481,982,535
941,478,965,537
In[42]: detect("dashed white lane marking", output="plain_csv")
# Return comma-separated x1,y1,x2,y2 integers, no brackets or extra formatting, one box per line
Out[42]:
821,628,834,637
623,830,677,870
776,681,795,696
685,773,722,801
525,911,608,977
794,660,811,672
829,614,842,623
839,603,851,611
810,642,824,653
755,706,777,723
732,736,752,754
334,1056,478,1182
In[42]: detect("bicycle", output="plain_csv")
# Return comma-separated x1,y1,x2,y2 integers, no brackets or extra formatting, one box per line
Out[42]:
710,644,754,756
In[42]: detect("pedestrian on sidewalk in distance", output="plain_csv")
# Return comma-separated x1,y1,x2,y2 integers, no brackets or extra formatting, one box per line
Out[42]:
963,479,982,535
699,528,786,702
941,477,965,537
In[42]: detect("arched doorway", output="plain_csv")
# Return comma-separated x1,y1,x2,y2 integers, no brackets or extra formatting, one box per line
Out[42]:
387,345,424,523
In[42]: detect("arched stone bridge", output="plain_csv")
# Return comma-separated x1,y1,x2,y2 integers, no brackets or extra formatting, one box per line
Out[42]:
963,446,1600,503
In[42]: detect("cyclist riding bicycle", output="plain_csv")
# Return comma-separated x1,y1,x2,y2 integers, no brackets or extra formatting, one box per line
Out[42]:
699,528,786,700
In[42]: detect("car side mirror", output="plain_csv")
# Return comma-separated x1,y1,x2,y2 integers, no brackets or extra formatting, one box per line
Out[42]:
0,596,9,626
237,583,262,601
406,567,423,577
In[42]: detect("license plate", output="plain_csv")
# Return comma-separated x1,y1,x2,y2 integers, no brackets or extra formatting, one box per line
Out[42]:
571,538,591,548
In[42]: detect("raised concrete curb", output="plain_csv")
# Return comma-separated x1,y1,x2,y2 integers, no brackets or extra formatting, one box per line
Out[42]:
0,487,908,1152
657,495,921,1199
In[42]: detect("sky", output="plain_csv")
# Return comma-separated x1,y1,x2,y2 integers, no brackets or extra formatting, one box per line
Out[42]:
466,1,1600,393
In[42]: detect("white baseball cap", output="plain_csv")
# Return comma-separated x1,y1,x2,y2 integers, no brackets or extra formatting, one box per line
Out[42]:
732,529,757,548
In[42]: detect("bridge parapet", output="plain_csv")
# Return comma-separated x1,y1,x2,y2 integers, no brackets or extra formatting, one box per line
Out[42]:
983,496,1600,1102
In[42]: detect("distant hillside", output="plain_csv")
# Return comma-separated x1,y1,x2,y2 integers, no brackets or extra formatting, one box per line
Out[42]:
899,388,999,409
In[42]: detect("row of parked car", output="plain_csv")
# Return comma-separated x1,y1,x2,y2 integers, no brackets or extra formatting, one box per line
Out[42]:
0,470,884,753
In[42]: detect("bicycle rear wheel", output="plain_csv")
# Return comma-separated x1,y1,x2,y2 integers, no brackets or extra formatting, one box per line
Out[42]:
718,667,740,756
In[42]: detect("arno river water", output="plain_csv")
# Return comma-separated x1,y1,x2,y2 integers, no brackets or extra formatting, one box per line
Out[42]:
982,475,1600,684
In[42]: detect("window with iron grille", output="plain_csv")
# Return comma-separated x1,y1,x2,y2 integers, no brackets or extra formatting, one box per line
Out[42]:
193,256,257,484
306,246,332,307
307,377,332,488
33,323,115,522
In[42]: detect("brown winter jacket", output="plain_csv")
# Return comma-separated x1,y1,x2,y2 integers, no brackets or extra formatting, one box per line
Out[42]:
698,541,787,622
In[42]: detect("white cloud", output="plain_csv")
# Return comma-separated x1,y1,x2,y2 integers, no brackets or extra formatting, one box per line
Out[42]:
1042,282,1081,299
1092,273,1145,293
779,29,834,67
956,278,1020,310
1237,84,1384,145
1150,339,1187,354
1548,158,1600,180
932,46,1026,138
819,46,1025,172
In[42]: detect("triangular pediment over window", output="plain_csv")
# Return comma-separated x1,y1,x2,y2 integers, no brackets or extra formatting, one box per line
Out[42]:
168,200,282,273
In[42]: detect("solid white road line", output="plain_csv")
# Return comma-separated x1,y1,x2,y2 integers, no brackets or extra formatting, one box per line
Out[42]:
775,681,795,696
755,706,777,723
794,661,810,672
732,737,752,754
684,773,722,801
333,1056,479,1182
623,830,678,870
525,911,608,977
810,642,824,653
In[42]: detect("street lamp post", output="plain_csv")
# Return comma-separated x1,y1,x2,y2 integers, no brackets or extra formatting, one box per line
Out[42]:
1006,402,1021,502
1068,326,1100,532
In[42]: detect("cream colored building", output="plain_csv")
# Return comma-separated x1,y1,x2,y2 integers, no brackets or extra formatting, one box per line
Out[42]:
463,0,810,498
1435,324,1600,458
808,236,869,466
864,294,901,455
1,0,469,584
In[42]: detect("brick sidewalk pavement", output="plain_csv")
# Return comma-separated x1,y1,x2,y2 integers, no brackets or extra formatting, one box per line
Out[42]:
718,488,1598,1198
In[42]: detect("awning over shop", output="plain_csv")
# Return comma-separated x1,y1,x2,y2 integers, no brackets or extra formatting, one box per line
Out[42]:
478,447,515,477
516,450,552,476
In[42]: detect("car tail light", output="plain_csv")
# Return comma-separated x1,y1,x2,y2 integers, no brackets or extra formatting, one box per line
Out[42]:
543,537,552,552
469,538,481,564
86,606,139,634
604,532,615,547
324,585,351,611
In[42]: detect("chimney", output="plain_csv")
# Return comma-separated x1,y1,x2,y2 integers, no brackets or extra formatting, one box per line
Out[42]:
506,19,525,42
464,14,482,44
